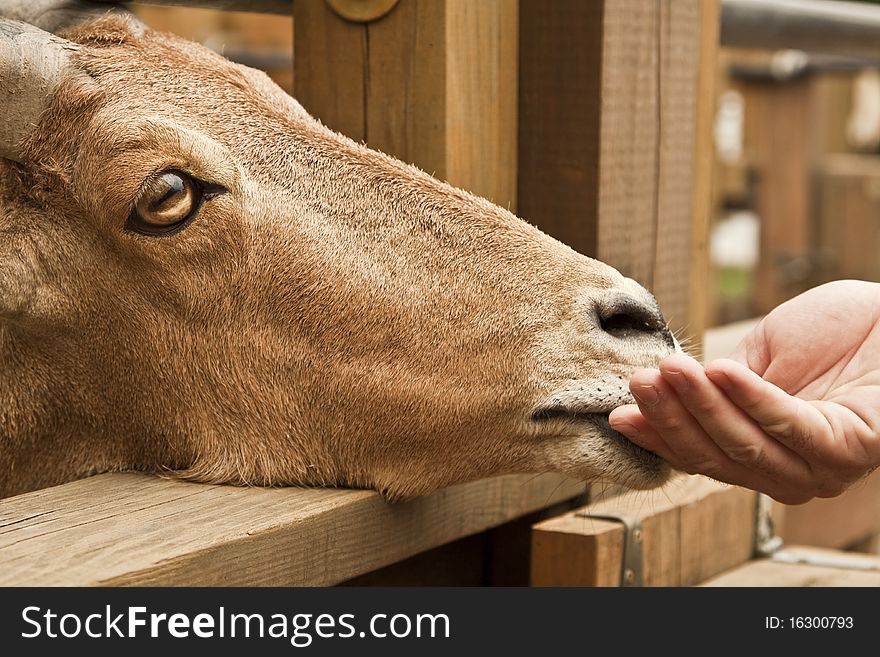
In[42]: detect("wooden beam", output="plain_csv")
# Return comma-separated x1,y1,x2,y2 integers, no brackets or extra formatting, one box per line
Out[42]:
678,478,757,584
688,0,720,347
818,154,880,284
745,78,817,314
0,472,582,586
530,516,625,587
701,546,880,586
721,0,880,60
518,0,718,343
293,0,367,142
531,475,756,586
294,0,518,210
517,0,602,257
340,498,585,585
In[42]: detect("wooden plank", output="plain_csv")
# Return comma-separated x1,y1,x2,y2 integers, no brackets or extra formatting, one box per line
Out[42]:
531,475,756,586
594,0,661,293
530,516,625,587
341,496,587,586
518,0,716,342
777,469,880,549
818,153,880,283
701,546,880,587
0,472,582,586
721,0,880,60
293,0,367,142
364,0,447,180
601,0,718,339
745,78,817,314
679,480,756,585
703,560,880,586
654,0,705,344
779,545,880,568
295,0,517,210
687,0,720,349
444,0,518,209
517,0,602,256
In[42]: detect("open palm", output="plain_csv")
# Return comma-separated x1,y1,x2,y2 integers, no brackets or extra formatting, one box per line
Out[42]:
609,280,880,504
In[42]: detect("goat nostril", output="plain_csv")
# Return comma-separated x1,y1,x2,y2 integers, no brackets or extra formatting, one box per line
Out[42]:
600,312,655,335
595,293,673,346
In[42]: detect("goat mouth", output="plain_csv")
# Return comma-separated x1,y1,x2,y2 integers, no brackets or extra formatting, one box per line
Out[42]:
531,407,662,465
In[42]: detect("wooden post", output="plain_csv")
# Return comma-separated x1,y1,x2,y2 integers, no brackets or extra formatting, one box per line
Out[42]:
293,0,518,210
530,476,757,587
745,77,816,314
519,0,719,343
729,67,858,315
818,154,880,284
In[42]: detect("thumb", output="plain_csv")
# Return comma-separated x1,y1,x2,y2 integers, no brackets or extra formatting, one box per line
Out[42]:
730,318,771,375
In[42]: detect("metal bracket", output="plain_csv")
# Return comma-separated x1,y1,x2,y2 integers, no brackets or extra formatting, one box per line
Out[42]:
576,511,645,587
754,493,784,557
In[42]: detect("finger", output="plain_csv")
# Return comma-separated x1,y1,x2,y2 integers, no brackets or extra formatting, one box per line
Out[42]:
622,370,806,500
612,414,813,503
704,358,830,458
658,354,814,488
609,403,677,462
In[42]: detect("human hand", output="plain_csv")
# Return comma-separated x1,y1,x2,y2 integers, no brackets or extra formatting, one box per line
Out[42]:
609,280,880,504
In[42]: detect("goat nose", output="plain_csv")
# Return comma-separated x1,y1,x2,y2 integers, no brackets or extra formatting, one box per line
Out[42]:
595,292,674,347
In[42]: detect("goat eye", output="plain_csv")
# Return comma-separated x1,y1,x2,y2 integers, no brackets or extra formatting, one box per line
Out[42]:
129,170,201,235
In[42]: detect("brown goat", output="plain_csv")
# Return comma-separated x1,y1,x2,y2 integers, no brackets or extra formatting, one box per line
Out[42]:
0,3,677,500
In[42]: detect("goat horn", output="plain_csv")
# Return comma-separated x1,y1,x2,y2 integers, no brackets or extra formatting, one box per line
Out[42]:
0,1,139,163
0,1,134,34
0,20,79,163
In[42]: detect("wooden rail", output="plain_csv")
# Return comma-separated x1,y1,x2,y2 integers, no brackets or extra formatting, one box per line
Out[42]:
722,0,880,59
0,473,582,586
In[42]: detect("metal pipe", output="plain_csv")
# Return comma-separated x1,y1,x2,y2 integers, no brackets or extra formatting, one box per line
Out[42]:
92,0,292,14
721,0,880,59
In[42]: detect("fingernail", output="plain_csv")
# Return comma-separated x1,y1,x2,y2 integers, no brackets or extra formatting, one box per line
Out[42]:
664,369,689,390
610,421,640,439
632,385,659,406
706,370,731,388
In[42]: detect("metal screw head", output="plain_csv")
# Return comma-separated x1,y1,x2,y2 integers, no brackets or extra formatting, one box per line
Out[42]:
326,0,399,23
633,528,643,543
623,568,636,585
